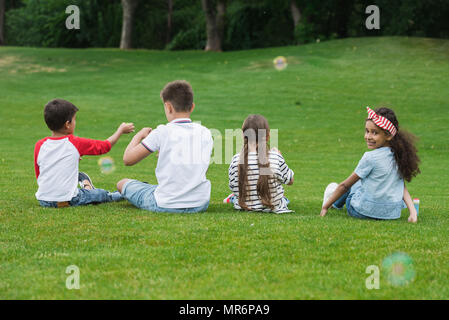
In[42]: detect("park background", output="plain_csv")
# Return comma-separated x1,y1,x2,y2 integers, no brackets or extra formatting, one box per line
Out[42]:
0,0,449,299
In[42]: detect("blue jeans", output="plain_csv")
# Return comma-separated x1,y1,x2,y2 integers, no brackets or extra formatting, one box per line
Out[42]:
333,189,370,219
334,183,406,220
39,188,119,208
122,180,209,213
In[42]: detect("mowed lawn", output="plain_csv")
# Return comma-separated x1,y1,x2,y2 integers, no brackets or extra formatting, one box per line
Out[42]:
0,37,448,299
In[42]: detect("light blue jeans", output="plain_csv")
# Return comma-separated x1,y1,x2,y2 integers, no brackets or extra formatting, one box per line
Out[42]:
333,182,406,220
39,188,120,208
122,180,209,213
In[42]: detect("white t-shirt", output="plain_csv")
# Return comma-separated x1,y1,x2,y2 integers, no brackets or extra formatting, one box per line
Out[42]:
141,118,213,208
34,135,111,201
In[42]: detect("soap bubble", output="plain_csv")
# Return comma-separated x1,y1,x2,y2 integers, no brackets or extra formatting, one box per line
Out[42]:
382,252,416,286
273,56,287,71
98,156,115,174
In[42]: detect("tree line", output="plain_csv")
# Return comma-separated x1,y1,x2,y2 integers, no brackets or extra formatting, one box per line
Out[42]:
1,0,448,50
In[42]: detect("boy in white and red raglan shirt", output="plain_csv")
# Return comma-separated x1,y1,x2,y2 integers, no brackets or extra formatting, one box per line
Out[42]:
35,99,135,208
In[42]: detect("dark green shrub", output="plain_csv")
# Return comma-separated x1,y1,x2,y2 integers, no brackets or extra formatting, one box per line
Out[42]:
5,0,121,48
224,0,293,50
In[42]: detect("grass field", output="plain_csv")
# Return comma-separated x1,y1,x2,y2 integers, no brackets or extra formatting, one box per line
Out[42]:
1,37,448,299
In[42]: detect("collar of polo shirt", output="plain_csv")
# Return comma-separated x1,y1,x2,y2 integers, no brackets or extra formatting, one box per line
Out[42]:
170,118,192,123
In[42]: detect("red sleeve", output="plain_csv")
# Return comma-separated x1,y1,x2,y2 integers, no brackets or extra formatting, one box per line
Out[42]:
68,135,112,156
34,138,46,179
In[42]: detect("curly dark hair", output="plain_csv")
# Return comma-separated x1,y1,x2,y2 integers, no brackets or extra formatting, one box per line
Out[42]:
371,107,421,182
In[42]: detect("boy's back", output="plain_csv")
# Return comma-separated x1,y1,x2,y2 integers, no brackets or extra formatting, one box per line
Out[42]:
35,98,134,208
141,118,212,208
118,80,212,213
35,135,111,201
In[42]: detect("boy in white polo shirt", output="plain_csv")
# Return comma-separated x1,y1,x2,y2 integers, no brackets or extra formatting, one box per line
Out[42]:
35,98,135,208
117,80,213,212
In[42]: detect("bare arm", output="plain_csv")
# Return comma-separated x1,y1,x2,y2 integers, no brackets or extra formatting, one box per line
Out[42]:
107,123,135,147
403,185,418,223
123,127,152,166
320,172,360,217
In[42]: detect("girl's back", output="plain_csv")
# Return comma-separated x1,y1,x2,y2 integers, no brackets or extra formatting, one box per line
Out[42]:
229,150,293,213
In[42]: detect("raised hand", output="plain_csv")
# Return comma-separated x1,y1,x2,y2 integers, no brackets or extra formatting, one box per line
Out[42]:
119,122,135,134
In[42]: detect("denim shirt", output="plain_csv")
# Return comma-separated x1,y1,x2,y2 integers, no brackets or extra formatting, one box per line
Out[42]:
350,147,404,219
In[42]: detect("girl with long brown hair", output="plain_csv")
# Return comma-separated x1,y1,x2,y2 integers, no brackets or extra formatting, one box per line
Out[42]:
320,107,420,222
225,114,294,213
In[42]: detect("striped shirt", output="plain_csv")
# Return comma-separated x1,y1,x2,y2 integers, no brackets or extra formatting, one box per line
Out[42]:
228,151,294,213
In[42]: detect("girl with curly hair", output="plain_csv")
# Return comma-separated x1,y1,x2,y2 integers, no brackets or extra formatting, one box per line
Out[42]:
320,107,420,222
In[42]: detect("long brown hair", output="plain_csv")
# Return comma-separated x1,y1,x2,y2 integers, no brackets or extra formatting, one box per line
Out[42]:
238,114,274,210
371,107,421,182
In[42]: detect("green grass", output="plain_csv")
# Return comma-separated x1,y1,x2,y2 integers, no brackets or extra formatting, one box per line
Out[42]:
1,37,449,299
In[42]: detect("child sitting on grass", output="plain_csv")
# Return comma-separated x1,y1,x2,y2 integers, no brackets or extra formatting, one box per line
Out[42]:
35,99,135,208
116,80,213,213
224,114,294,213
320,107,420,222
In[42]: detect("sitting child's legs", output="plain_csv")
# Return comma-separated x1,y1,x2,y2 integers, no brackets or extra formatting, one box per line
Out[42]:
39,200,58,208
119,179,153,210
344,185,371,220
119,179,208,213
38,188,122,208
117,178,130,194
70,188,122,206
333,189,350,209
344,192,363,218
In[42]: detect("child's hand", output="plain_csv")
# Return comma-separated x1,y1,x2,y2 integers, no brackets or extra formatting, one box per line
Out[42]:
408,213,418,223
320,208,328,217
271,147,282,155
119,122,135,134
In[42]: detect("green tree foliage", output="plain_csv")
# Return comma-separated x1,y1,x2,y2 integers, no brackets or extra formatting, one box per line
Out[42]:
225,0,294,50
132,0,167,49
133,0,206,50
6,0,121,47
4,0,449,49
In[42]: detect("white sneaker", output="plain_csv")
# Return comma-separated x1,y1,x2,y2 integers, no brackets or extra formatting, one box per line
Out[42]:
322,182,338,207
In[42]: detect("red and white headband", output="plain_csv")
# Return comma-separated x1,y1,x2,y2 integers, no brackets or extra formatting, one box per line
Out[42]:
366,106,397,136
